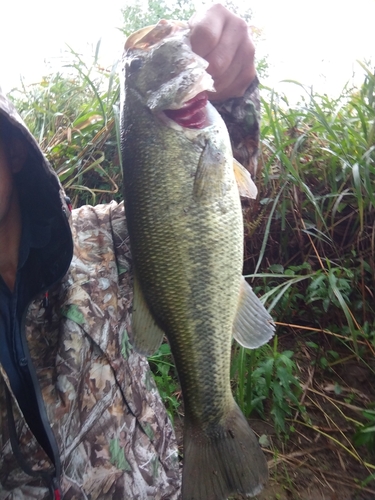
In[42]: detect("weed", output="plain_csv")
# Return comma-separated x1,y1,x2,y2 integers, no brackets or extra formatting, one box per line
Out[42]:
232,336,302,435
354,410,375,452
148,343,181,425
10,46,121,207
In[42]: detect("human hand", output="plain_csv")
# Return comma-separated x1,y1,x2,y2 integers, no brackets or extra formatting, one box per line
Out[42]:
189,3,256,101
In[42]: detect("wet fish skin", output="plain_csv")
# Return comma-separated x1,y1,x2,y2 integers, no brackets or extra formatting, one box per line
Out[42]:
121,21,273,500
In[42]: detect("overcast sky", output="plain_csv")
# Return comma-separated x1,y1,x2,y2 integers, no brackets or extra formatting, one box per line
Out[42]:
1,0,374,97
252,0,375,97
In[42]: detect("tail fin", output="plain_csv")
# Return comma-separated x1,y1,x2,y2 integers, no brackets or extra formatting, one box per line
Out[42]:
182,403,268,500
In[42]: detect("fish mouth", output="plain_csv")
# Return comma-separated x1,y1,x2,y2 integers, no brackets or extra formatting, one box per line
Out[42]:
164,91,209,129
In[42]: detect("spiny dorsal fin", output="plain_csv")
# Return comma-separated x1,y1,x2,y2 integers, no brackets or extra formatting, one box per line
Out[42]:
233,277,275,348
131,273,165,356
233,158,258,199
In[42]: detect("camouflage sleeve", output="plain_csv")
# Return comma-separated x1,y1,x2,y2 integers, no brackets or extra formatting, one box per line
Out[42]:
212,77,260,176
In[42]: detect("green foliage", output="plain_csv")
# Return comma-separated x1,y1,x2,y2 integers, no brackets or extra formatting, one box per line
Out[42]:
306,266,353,313
121,0,253,36
121,0,195,36
148,343,181,425
231,337,302,435
353,410,375,452
10,44,122,207
245,67,375,341
239,68,375,440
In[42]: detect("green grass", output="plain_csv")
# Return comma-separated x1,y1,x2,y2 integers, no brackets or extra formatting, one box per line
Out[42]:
231,337,302,435
10,45,122,206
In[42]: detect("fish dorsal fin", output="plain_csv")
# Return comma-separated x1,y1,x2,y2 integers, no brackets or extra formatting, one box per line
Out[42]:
193,139,227,203
131,273,165,356
233,277,275,348
233,159,258,199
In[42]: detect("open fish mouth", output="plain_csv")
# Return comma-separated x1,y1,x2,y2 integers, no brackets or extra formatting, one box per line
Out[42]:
164,91,209,129
124,19,214,127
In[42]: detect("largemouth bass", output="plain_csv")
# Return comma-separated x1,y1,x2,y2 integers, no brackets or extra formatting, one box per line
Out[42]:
120,20,275,500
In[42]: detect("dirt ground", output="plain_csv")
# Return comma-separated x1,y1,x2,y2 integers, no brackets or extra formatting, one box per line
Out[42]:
252,332,375,500
251,417,375,500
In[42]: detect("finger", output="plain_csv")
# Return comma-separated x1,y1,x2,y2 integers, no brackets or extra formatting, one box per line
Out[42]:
208,38,256,101
189,4,227,59
189,4,256,100
203,13,251,79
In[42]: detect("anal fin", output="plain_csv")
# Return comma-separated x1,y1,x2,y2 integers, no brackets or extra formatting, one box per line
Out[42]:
131,273,165,356
233,277,275,348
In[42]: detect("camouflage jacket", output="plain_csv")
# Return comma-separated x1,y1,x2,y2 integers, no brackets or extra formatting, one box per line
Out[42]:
0,78,260,500
0,202,180,500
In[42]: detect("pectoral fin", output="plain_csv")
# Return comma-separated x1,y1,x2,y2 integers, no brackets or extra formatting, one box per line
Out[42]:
131,273,165,356
233,158,258,199
193,139,227,202
233,277,275,348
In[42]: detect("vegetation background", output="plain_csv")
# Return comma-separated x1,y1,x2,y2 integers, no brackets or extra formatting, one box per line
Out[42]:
8,1,375,497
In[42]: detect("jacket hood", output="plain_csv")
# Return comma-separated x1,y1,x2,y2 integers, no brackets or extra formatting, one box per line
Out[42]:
0,86,73,292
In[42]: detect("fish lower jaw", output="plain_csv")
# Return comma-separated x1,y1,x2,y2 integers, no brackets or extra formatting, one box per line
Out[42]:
163,91,210,129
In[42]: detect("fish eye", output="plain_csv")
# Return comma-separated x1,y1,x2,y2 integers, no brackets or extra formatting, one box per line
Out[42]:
129,57,144,72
